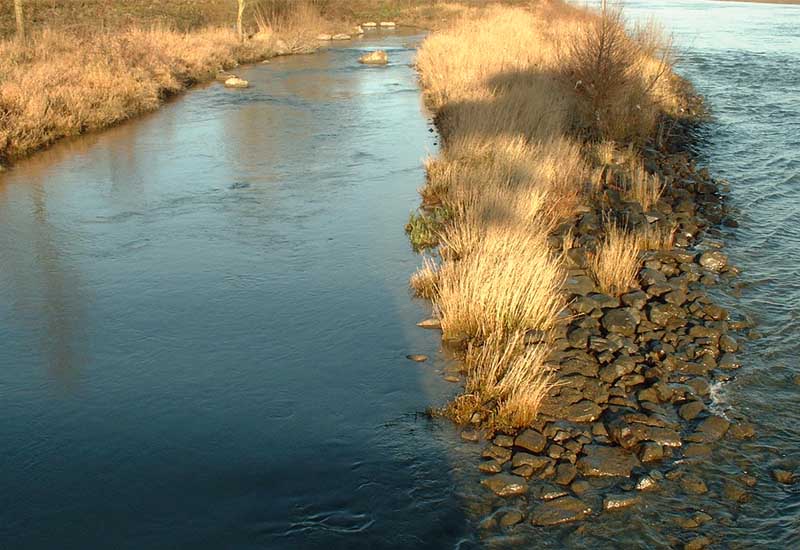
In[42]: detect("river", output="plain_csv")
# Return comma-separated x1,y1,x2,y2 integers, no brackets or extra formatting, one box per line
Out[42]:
1,2,799,548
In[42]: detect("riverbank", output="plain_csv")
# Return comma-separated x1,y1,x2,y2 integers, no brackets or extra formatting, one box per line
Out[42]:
0,1,524,168
410,0,763,535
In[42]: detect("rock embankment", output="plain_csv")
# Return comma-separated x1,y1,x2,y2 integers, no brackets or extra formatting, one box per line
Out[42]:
469,128,760,530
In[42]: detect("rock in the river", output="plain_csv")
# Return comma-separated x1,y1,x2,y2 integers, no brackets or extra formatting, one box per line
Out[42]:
679,400,705,421
316,33,333,40
603,493,640,510
224,76,249,88
359,50,389,65
499,509,524,527
681,474,708,495
638,442,664,463
406,354,428,362
577,444,640,477
530,496,592,526
379,21,397,27
698,251,727,272
481,473,528,496
772,469,796,484
515,429,547,453
541,399,603,423
685,536,712,550
416,317,441,329
555,463,578,485
332,33,351,40
692,415,730,442
479,460,503,473
511,452,550,471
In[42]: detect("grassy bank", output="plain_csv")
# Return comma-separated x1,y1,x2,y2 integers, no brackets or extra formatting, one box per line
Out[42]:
410,1,697,431
0,0,525,167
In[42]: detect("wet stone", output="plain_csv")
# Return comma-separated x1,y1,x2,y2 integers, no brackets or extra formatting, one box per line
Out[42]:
499,509,525,527
719,334,738,353
514,429,547,453
479,460,503,473
723,481,749,503
683,443,712,458
603,493,640,511
541,399,603,423
555,463,578,485
481,473,528,496
460,428,480,442
638,442,664,463
718,353,740,370
694,415,730,442
577,444,640,477
494,434,515,448
685,536,712,550
698,251,727,272
772,469,796,484
728,423,756,440
406,354,428,362
530,496,592,526
533,483,569,501
483,444,512,463
512,465,534,478
636,475,658,491
511,452,550,471
679,400,705,421
681,475,708,495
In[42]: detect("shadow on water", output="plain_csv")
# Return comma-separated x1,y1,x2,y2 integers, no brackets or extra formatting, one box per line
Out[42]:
0,34,480,549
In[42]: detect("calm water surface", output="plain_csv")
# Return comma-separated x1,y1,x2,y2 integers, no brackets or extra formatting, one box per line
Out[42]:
0,33,478,549
2,2,800,548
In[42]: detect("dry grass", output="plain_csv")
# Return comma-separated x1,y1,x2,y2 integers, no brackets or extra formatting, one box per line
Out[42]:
0,1,334,164
0,27,278,163
444,333,554,431
413,1,690,428
590,223,643,296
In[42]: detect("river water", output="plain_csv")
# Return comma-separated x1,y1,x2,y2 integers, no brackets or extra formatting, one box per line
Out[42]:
1,3,799,548
0,33,478,549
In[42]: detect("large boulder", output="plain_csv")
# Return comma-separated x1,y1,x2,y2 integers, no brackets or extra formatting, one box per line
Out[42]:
359,50,389,65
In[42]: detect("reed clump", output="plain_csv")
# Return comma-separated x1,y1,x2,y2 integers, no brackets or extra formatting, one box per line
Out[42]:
413,1,690,429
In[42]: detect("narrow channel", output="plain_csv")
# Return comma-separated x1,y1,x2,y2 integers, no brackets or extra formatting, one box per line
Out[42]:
0,33,471,549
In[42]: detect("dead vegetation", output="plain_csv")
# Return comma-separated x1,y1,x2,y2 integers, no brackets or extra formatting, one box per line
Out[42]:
413,1,691,429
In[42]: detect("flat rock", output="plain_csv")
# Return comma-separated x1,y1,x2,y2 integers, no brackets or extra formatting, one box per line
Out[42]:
530,496,592,526
499,509,524,527
555,463,578,485
224,76,249,88
481,473,528,496
541,399,603,423
406,354,428,362
681,474,708,495
577,444,640,477
694,415,730,442
679,400,705,421
416,317,441,329
511,452,550,471
564,275,596,296
515,429,547,453
603,493,640,510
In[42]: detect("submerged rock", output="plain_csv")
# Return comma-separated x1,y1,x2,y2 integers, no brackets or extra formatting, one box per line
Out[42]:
577,444,640,477
499,509,524,527
530,496,592,526
359,50,389,65
406,354,428,362
603,493,640,510
772,469,796,484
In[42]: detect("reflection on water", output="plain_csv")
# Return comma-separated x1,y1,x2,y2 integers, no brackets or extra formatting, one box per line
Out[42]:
0,33,478,549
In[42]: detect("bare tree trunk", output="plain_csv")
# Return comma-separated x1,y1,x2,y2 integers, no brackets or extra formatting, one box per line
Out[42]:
237,0,246,41
14,0,26,43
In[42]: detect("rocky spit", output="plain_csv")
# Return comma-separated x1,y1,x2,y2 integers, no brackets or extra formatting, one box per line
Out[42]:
432,119,782,541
